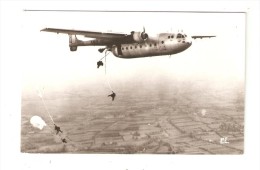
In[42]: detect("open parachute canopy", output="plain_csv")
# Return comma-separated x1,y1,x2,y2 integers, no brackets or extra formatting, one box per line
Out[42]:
30,115,47,130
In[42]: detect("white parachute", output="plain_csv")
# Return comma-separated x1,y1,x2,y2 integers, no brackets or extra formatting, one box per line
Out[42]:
201,109,207,116
30,115,47,130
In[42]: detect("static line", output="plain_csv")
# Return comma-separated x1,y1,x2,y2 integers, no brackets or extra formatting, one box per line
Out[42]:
37,88,55,124
40,97,55,124
106,76,113,92
104,55,114,91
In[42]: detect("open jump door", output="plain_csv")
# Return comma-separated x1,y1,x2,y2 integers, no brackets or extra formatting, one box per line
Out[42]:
117,44,123,55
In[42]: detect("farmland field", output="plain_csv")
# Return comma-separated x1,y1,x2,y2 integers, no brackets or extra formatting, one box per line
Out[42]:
21,79,244,154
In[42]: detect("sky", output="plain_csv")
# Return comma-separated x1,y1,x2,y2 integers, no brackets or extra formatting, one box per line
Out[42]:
0,1,259,170
20,10,245,93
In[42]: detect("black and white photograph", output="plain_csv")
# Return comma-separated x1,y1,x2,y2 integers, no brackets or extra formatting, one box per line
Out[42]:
1,1,259,170
21,9,245,155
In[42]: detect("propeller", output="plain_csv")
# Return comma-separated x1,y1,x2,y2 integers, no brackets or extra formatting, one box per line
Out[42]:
141,26,148,40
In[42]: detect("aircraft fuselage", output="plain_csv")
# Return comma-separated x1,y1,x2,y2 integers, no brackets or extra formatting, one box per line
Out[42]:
41,28,215,58
113,33,192,58
74,33,192,59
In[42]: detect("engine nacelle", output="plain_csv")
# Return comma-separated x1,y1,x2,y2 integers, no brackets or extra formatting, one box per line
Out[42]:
70,46,77,51
132,31,149,43
69,35,78,51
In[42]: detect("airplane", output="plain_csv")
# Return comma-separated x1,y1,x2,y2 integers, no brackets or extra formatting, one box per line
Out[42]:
41,27,215,60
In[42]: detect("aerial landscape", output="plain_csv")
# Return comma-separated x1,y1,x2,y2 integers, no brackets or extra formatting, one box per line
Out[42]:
20,11,245,154
21,77,244,154
2,0,260,169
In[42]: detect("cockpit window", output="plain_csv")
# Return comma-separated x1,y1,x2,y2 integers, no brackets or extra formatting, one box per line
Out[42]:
177,33,182,38
177,33,185,38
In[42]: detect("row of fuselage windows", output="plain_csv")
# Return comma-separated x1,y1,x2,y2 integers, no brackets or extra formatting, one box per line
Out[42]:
121,34,186,51
122,43,157,50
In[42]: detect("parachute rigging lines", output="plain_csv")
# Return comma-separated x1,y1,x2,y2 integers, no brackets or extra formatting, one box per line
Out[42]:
32,50,117,149
37,88,55,124
35,87,89,149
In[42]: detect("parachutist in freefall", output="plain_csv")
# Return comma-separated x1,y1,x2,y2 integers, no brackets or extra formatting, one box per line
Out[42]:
97,61,103,68
54,124,63,135
108,91,116,101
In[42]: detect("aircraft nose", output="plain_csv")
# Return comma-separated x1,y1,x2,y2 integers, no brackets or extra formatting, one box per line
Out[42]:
186,37,192,46
182,37,192,45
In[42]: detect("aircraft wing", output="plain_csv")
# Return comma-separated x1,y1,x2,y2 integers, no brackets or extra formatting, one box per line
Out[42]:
41,28,128,39
191,35,216,39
